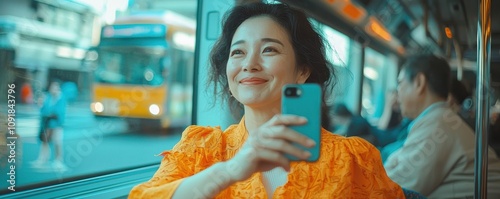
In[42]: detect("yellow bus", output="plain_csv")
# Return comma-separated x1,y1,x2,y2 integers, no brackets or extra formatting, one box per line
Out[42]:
85,11,195,130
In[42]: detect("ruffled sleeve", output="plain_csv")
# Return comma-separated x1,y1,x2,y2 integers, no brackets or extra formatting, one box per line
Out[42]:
333,137,405,198
129,125,223,199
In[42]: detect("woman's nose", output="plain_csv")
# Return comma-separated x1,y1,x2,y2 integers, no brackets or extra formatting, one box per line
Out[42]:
241,51,262,72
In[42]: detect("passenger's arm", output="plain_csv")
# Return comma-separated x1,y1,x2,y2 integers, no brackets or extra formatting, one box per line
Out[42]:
378,92,397,130
371,125,403,147
378,106,393,130
384,122,453,195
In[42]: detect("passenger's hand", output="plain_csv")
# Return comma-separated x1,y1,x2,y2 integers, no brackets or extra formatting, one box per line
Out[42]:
226,115,316,182
387,92,398,107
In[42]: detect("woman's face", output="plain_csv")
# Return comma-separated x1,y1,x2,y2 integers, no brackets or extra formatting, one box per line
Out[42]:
226,15,309,110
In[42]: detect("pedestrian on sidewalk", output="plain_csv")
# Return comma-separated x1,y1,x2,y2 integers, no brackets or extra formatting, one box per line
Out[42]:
31,79,68,171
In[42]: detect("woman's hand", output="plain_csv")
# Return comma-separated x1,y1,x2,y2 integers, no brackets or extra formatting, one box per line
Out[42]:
225,114,316,182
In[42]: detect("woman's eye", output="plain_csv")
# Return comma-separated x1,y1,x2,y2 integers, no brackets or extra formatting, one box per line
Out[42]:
230,50,243,56
263,47,277,53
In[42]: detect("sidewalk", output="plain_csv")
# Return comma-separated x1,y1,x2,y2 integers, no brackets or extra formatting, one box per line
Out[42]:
15,101,128,141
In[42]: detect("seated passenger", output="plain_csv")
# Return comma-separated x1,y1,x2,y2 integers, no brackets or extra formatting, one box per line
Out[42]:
385,54,500,198
376,118,412,163
448,77,476,128
447,78,470,112
129,3,405,198
378,90,404,130
491,111,500,154
330,103,377,144
373,91,405,141
369,91,412,162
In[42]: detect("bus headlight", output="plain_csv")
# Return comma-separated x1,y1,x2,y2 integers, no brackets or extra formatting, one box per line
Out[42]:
149,104,160,115
91,102,104,113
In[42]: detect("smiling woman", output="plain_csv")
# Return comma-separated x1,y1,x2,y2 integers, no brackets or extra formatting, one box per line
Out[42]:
209,3,335,127
226,15,308,112
129,2,405,199
2,0,498,198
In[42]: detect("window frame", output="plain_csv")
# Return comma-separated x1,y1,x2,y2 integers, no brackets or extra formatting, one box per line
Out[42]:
2,165,159,198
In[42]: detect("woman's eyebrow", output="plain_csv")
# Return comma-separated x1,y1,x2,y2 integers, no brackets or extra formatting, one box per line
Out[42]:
231,38,284,47
231,40,245,47
261,38,284,46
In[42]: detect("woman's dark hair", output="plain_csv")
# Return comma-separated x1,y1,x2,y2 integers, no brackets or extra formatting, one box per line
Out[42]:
208,2,336,128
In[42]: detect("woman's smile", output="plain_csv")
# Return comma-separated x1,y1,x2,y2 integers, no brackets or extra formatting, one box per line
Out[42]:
239,77,269,85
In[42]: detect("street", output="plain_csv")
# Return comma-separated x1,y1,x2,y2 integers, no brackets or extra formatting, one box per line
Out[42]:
1,102,183,193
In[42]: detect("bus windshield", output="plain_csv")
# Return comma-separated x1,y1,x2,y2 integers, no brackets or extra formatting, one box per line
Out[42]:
95,48,165,86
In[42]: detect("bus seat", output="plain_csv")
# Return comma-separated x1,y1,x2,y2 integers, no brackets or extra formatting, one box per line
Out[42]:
402,188,427,199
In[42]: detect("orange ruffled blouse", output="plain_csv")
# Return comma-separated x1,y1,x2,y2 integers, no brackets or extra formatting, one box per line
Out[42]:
129,119,405,198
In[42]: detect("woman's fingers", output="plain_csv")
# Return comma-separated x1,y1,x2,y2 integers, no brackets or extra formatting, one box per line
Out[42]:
237,114,318,173
268,114,308,126
254,149,291,171
261,125,316,148
257,138,311,160
238,144,290,171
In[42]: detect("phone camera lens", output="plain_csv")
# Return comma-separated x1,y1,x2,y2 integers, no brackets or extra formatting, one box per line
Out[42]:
285,87,297,97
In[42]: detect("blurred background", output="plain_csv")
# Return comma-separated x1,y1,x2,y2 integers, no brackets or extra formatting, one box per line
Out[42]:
0,0,197,104
1,0,499,195
0,0,198,191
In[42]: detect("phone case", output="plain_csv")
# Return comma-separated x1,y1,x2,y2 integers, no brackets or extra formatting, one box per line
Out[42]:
281,83,321,162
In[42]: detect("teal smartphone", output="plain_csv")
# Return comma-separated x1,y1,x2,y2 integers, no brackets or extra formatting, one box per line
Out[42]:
281,83,321,162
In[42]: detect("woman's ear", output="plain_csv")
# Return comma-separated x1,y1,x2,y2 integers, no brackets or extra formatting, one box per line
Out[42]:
296,67,311,83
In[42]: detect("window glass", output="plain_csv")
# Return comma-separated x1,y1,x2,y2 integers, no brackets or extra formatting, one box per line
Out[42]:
322,26,350,67
315,23,352,103
361,48,387,120
96,48,165,86
7,0,197,192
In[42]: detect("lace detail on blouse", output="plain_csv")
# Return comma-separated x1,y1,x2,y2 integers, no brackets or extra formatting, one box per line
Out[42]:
129,119,405,199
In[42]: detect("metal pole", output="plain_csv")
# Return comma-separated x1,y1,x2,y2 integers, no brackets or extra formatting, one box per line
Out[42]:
474,0,491,198
358,46,365,115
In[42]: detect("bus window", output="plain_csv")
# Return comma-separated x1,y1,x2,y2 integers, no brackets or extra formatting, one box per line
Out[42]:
360,48,398,123
5,1,198,195
322,25,350,67
96,49,165,86
96,51,125,84
362,48,387,120
320,24,352,104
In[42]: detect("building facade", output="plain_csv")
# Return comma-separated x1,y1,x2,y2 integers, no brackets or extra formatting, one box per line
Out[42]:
0,0,100,103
